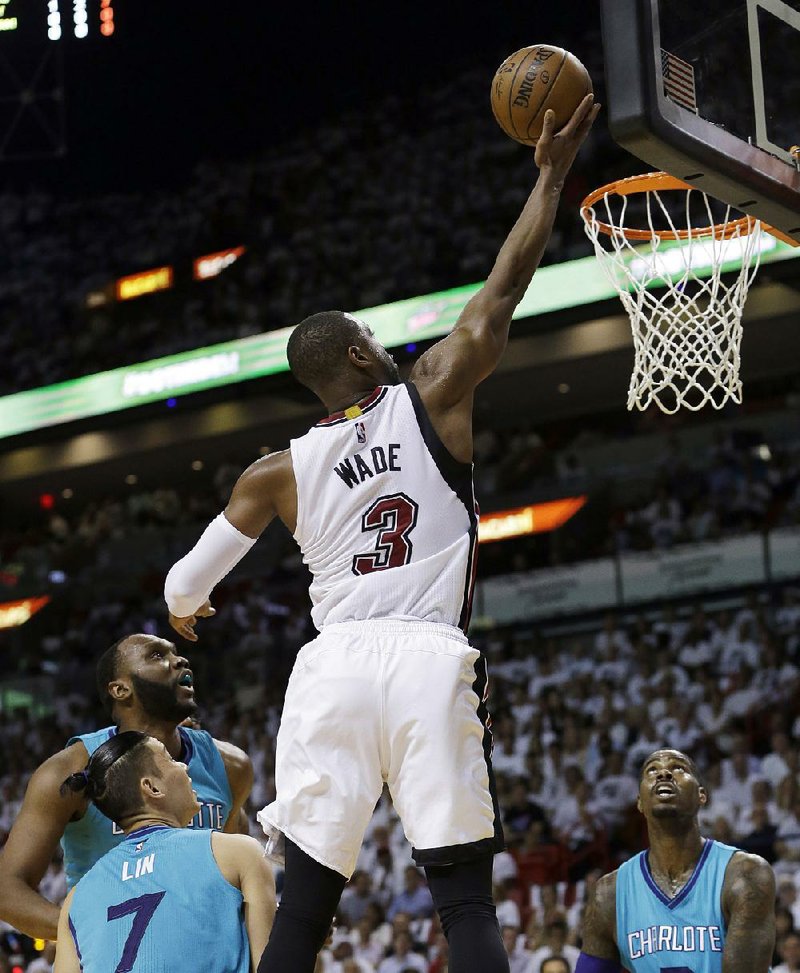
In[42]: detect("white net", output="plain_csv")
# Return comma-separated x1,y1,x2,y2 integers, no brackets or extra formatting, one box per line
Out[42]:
582,181,764,414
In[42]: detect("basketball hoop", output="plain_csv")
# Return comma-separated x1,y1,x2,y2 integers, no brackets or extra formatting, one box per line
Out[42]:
580,172,765,414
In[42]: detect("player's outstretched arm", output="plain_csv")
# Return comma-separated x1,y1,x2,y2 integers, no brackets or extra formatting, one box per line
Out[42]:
212,833,276,973
0,749,87,940
410,94,599,417
165,450,294,640
53,890,79,973
577,872,624,972
721,852,776,973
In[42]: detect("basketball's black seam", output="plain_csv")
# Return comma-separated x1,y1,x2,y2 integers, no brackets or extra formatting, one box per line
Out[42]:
507,50,535,143
527,50,568,142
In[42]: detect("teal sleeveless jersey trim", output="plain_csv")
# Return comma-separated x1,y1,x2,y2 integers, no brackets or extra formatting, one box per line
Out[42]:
61,726,233,889
616,839,741,972
68,827,250,973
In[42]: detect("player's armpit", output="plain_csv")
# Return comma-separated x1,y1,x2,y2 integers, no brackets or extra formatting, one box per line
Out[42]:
0,748,87,940
53,890,80,973
238,841,276,973
579,871,621,963
721,852,776,973
410,296,512,411
215,740,254,835
212,834,276,973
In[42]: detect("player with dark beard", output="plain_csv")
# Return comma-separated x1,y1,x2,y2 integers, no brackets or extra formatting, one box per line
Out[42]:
578,748,775,973
0,633,253,942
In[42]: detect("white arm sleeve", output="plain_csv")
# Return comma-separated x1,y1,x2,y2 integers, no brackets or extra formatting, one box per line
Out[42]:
164,513,257,617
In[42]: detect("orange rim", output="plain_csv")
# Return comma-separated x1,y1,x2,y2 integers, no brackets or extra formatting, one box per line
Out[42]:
580,172,759,241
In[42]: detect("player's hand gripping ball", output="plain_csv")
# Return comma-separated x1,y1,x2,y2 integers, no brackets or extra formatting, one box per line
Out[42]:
491,44,592,146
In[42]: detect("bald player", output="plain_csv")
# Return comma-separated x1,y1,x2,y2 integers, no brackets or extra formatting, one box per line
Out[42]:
578,748,775,973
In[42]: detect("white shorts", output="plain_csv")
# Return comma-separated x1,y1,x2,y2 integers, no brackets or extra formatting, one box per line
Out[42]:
257,618,503,878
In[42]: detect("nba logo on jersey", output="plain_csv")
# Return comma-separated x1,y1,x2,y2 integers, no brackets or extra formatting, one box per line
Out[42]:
355,421,367,444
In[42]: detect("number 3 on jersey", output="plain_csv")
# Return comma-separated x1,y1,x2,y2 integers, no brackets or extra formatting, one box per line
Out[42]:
352,493,419,575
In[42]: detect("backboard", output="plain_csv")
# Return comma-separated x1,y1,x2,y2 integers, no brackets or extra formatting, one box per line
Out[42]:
600,0,800,242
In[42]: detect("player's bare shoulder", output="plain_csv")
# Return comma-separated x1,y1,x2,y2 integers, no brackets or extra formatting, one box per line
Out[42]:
720,851,776,971
581,869,621,960
226,448,297,536
721,850,776,919
214,737,251,771
14,740,91,824
43,742,92,809
211,832,274,886
236,449,295,494
213,739,254,791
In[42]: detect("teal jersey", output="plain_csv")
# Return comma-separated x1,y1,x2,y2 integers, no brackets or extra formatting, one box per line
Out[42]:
62,726,233,889
616,839,741,973
68,826,250,973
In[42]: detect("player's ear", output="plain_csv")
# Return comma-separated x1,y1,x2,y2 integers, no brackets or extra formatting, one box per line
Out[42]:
348,344,370,368
141,776,163,800
698,785,708,807
108,677,131,704
636,794,643,814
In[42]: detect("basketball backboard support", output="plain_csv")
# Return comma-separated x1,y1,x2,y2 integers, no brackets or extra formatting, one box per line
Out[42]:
600,0,800,243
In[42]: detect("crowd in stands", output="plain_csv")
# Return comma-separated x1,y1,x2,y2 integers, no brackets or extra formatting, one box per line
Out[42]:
2,585,800,970
5,14,800,972
0,26,635,399
4,414,800,619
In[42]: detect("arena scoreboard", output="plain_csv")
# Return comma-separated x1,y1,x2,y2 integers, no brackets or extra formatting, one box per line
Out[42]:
0,0,116,42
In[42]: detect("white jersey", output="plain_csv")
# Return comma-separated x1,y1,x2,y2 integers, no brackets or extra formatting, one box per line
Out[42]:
290,383,479,631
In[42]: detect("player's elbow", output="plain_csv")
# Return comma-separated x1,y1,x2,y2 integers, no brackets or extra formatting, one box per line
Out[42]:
164,564,202,617
0,871,38,931
0,863,21,906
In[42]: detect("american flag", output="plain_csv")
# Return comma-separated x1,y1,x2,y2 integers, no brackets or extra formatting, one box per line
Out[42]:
661,49,698,113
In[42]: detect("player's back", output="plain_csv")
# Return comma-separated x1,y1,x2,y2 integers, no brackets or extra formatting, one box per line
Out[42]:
291,382,478,631
68,827,249,973
62,726,232,888
616,839,738,972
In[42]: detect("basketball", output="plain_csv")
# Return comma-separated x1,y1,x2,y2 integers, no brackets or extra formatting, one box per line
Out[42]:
491,44,592,146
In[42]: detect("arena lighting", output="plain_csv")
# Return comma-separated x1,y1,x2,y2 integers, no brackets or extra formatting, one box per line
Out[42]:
0,0,18,33
99,0,114,37
72,0,88,38
2,240,799,442
478,497,587,544
193,246,246,280
0,596,51,630
116,266,174,302
122,352,240,398
85,290,109,308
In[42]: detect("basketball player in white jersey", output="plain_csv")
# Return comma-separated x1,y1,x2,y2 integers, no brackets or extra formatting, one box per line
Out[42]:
164,93,600,973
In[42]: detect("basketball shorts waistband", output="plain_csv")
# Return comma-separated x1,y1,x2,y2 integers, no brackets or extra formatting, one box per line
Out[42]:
320,617,468,644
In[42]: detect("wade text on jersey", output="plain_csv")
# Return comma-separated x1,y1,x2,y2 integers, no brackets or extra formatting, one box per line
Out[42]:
334,444,402,489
